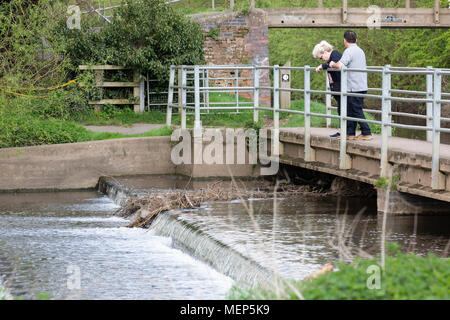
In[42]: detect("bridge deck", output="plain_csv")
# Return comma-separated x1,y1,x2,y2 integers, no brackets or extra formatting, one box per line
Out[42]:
281,127,450,160
278,127,450,203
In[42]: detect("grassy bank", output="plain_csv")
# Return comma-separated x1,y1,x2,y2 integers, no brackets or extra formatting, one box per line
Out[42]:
1,87,382,148
228,244,450,300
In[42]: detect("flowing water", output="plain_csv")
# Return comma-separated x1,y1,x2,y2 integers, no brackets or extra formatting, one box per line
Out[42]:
0,191,232,300
0,175,449,299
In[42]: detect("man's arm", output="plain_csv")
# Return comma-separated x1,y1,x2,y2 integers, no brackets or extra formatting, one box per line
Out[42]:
329,61,343,69
330,49,350,69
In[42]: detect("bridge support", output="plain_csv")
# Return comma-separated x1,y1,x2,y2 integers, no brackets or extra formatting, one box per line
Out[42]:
377,188,450,215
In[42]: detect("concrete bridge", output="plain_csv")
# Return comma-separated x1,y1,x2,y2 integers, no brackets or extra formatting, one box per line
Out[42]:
166,64,450,215
276,127,450,214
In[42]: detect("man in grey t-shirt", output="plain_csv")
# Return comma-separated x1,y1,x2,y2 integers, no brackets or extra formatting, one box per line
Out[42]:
330,30,372,141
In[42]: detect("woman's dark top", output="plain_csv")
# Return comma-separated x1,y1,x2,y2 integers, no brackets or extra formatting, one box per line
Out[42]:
321,50,342,89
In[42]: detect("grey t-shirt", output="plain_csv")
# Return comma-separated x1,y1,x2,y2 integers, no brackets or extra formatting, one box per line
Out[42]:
339,44,368,92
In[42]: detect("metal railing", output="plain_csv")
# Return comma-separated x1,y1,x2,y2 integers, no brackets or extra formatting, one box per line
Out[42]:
166,64,450,190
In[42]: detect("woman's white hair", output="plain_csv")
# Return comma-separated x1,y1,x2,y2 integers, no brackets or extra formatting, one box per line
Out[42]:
312,40,334,58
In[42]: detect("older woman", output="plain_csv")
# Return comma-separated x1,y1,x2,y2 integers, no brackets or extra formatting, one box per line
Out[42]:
312,41,342,138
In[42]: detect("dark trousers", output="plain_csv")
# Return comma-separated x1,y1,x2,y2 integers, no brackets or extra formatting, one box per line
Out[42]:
330,82,341,115
347,91,371,136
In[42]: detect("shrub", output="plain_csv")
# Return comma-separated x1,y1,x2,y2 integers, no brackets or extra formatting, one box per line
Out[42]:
59,0,205,82
0,113,91,148
229,243,450,300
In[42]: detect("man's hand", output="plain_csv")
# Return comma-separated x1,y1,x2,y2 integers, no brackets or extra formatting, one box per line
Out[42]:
315,65,323,73
329,61,343,69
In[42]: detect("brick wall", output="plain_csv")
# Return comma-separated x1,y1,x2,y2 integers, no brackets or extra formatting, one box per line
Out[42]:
192,9,271,106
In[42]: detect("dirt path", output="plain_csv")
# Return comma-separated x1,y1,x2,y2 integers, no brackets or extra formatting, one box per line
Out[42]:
83,123,164,135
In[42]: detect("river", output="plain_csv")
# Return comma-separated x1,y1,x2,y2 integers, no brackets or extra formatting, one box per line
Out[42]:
0,176,449,299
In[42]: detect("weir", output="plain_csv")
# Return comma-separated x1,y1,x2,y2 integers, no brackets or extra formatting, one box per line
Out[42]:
100,175,280,288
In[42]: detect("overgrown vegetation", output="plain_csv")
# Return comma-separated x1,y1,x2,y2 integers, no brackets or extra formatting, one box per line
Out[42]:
0,0,204,148
1,0,448,149
59,0,205,81
229,243,450,300
374,174,401,190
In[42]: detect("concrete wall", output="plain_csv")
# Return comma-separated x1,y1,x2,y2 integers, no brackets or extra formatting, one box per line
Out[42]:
0,132,260,192
0,137,175,191
174,129,260,178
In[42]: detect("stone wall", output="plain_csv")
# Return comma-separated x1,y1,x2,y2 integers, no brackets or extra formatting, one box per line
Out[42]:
191,9,271,105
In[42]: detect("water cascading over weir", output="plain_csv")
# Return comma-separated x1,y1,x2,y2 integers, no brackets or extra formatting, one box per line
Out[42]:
98,176,283,288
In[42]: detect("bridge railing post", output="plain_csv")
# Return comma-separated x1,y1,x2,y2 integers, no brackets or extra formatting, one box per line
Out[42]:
181,66,187,130
194,65,202,137
235,67,239,113
431,68,444,190
380,65,391,177
426,66,433,142
304,66,315,162
273,65,280,130
166,65,175,126
339,66,351,169
253,66,260,123
325,72,332,128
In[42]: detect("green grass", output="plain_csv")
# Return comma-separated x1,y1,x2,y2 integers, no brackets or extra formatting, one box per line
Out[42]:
166,91,381,132
76,109,167,126
282,99,381,134
228,243,450,300
84,125,173,141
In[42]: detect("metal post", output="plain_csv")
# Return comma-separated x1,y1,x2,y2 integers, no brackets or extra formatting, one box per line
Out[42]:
426,66,433,142
194,65,202,136
166,67,175,126
325,73,331,128
202,69,209,113
181,66,187,130
380,65,391,177
339,66,351,169
205,69,210,112
273,65,280,130
431,69,444,190
139,76,145,113
386,66,392,137
253,66,260,123
304,66,315,162
235,67,239,113
146,72,150,112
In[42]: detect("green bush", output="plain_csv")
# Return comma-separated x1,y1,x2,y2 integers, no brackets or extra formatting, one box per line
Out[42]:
59,0,205,82
229,244,450,300
0,113,91,148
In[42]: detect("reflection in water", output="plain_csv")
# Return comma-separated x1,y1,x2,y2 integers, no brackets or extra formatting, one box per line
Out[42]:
169,195,449,280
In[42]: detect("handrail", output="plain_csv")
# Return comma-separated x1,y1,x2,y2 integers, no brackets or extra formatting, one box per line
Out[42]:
166,64,450,190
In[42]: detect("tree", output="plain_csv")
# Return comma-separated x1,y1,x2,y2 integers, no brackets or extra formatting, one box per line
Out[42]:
60,0,205,81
